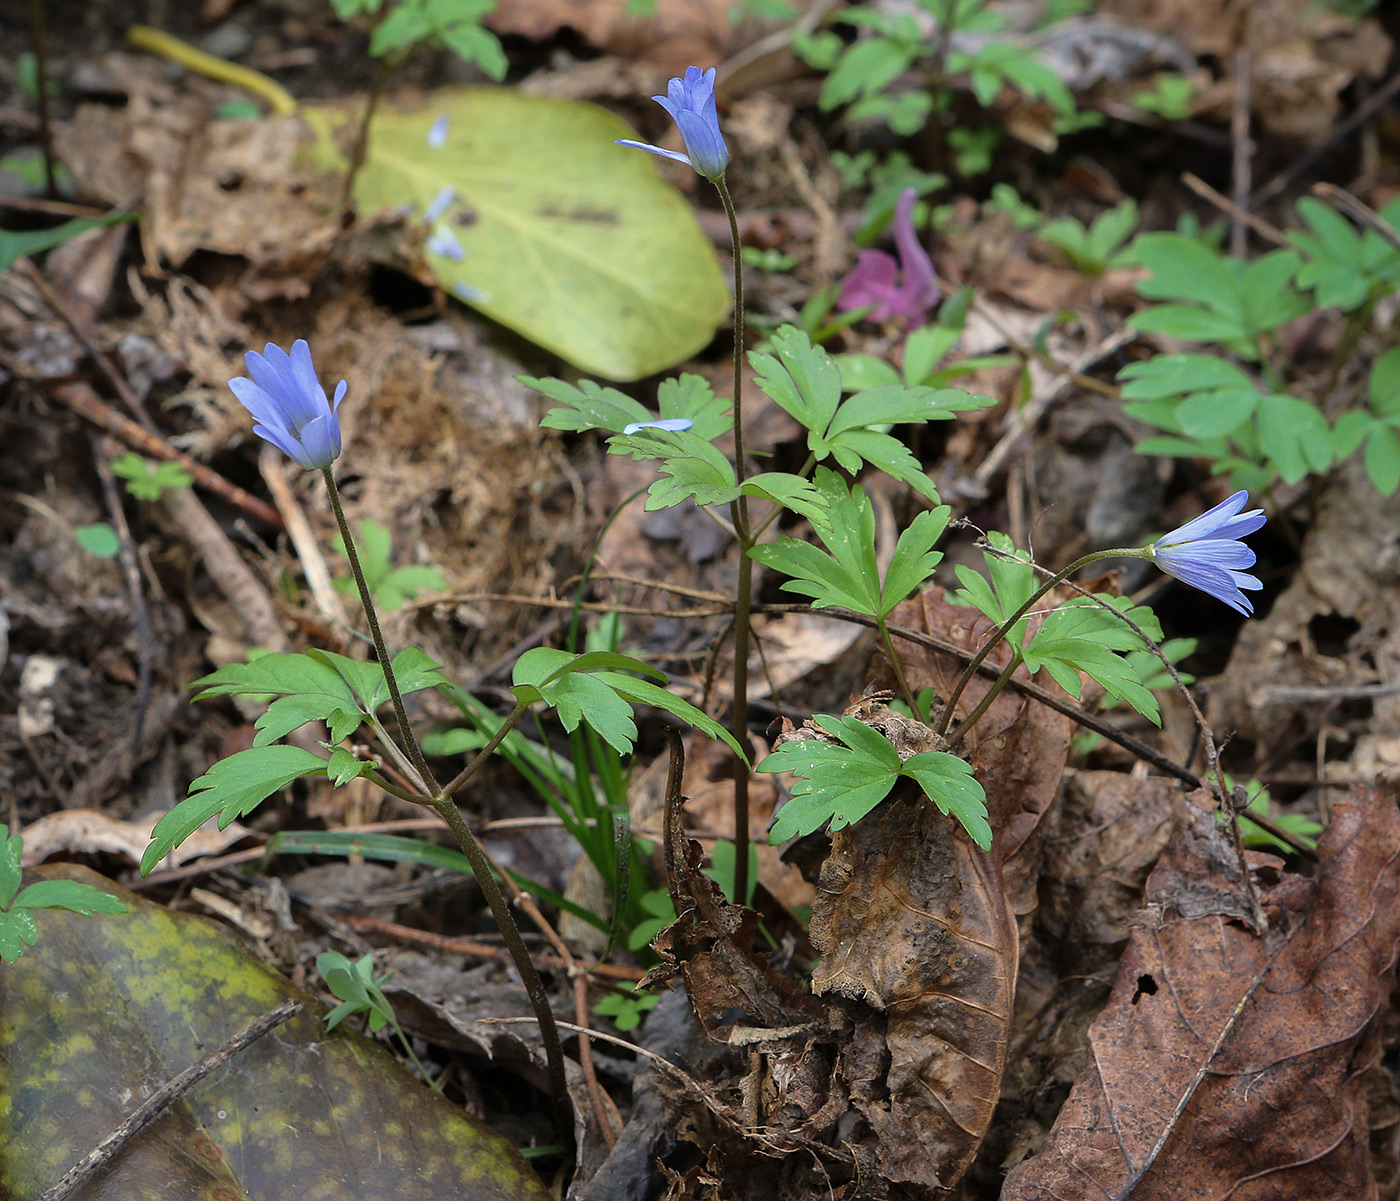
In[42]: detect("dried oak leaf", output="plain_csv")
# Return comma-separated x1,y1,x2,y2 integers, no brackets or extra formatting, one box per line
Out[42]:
1002,785,1400,1199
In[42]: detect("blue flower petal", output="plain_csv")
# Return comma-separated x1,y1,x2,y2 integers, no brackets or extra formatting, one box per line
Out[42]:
616,139,695,168
618,65,727,181
229,341,345,471
1147,491,1266,615
622,417,694,434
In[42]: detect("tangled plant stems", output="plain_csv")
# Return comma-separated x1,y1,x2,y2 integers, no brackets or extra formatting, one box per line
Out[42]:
618,66,757,903
227,342,572,1124
935,491,1267,739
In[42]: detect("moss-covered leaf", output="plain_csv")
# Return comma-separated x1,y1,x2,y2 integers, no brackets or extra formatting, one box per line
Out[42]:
0,865,552,1201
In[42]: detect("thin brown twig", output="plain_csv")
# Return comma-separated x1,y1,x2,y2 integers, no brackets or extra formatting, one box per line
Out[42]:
18,260,158,433
39,999,302,1201
512,890,623,1148
91,437,155,753
340,913,646,982
1181,173,1288,247
1311,182,1400,252
50,378,284,530
1250,66,1400,207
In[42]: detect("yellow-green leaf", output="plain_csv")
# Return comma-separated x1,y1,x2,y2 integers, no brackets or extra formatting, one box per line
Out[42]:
303,88,728,381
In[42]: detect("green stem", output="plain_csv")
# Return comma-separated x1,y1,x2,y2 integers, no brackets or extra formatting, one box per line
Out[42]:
714,174,756,906
324,468,437,794
338,51,403,209
440,701,527,798
933,546,1145,738
877,616,919,715
321,468,570,1125
24,0,55,198
944,655,1019,746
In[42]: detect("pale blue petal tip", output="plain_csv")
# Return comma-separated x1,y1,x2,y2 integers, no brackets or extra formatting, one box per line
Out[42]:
424,185,456,223
623,417,694,435
427,113,449,149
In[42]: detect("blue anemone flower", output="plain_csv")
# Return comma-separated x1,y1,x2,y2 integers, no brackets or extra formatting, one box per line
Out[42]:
228,340,346,470
1148,490,1266,615
616,66,729,181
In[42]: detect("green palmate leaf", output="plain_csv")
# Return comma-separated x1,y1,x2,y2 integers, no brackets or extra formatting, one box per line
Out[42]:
317,951,394,1033
511,648,745,761
742,472,829,529
1290,196,1400,310
73,523,121,558
1173,388,1259,439
749,326,843,437
750,469,949,619
1370,346,1400,415
333,519,445,612
1256,393,1333,483
0,824,21,909
142,746,330,874
1365,425,1400,494
951,531,1037,647
643,432,739,509
1023,595,1164,723
10,879,128,917
531,377,655,434
1129,304,1246,344
1133,232,1240,310
656,374,733,442
0,909,37,964
1117,353,1258,401
325,747,374,787
305,88,727,381
191,648,446,747
760,715,990,849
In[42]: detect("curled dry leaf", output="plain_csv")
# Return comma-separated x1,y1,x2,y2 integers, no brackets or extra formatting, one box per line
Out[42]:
811,769,1018,1193
1002,785,1400,1199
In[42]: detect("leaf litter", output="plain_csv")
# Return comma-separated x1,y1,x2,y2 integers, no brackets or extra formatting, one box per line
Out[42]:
6,1,1400,1198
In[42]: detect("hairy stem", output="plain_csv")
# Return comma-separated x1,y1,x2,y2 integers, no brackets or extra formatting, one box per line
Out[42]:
715,175,756,905
24,0,55,198
878,616,920,715
338,52,403,209
322,469,571,1120
944,655,1019,747
934,546,1142,737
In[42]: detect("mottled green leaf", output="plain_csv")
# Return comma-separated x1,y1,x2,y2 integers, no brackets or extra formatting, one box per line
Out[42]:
0,865,551,1201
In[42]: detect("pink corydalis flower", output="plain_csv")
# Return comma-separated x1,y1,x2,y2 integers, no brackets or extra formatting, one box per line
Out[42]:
837,188,940,323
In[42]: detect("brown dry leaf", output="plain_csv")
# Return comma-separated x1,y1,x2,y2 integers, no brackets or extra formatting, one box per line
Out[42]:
1214,457,1400,768
1100,0,1391,143
54,54,337,299
811,774,1018,1193
1002,786,1400,1199
19,808,252,869
964,771,1186,1193
487,0,793,75
884,587,1074,915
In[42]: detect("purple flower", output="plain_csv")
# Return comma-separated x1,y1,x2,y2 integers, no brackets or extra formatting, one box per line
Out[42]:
1149,490,1266,615
616,66,729,181
228,340,346,470
837,188,940,323
426,113,449,149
